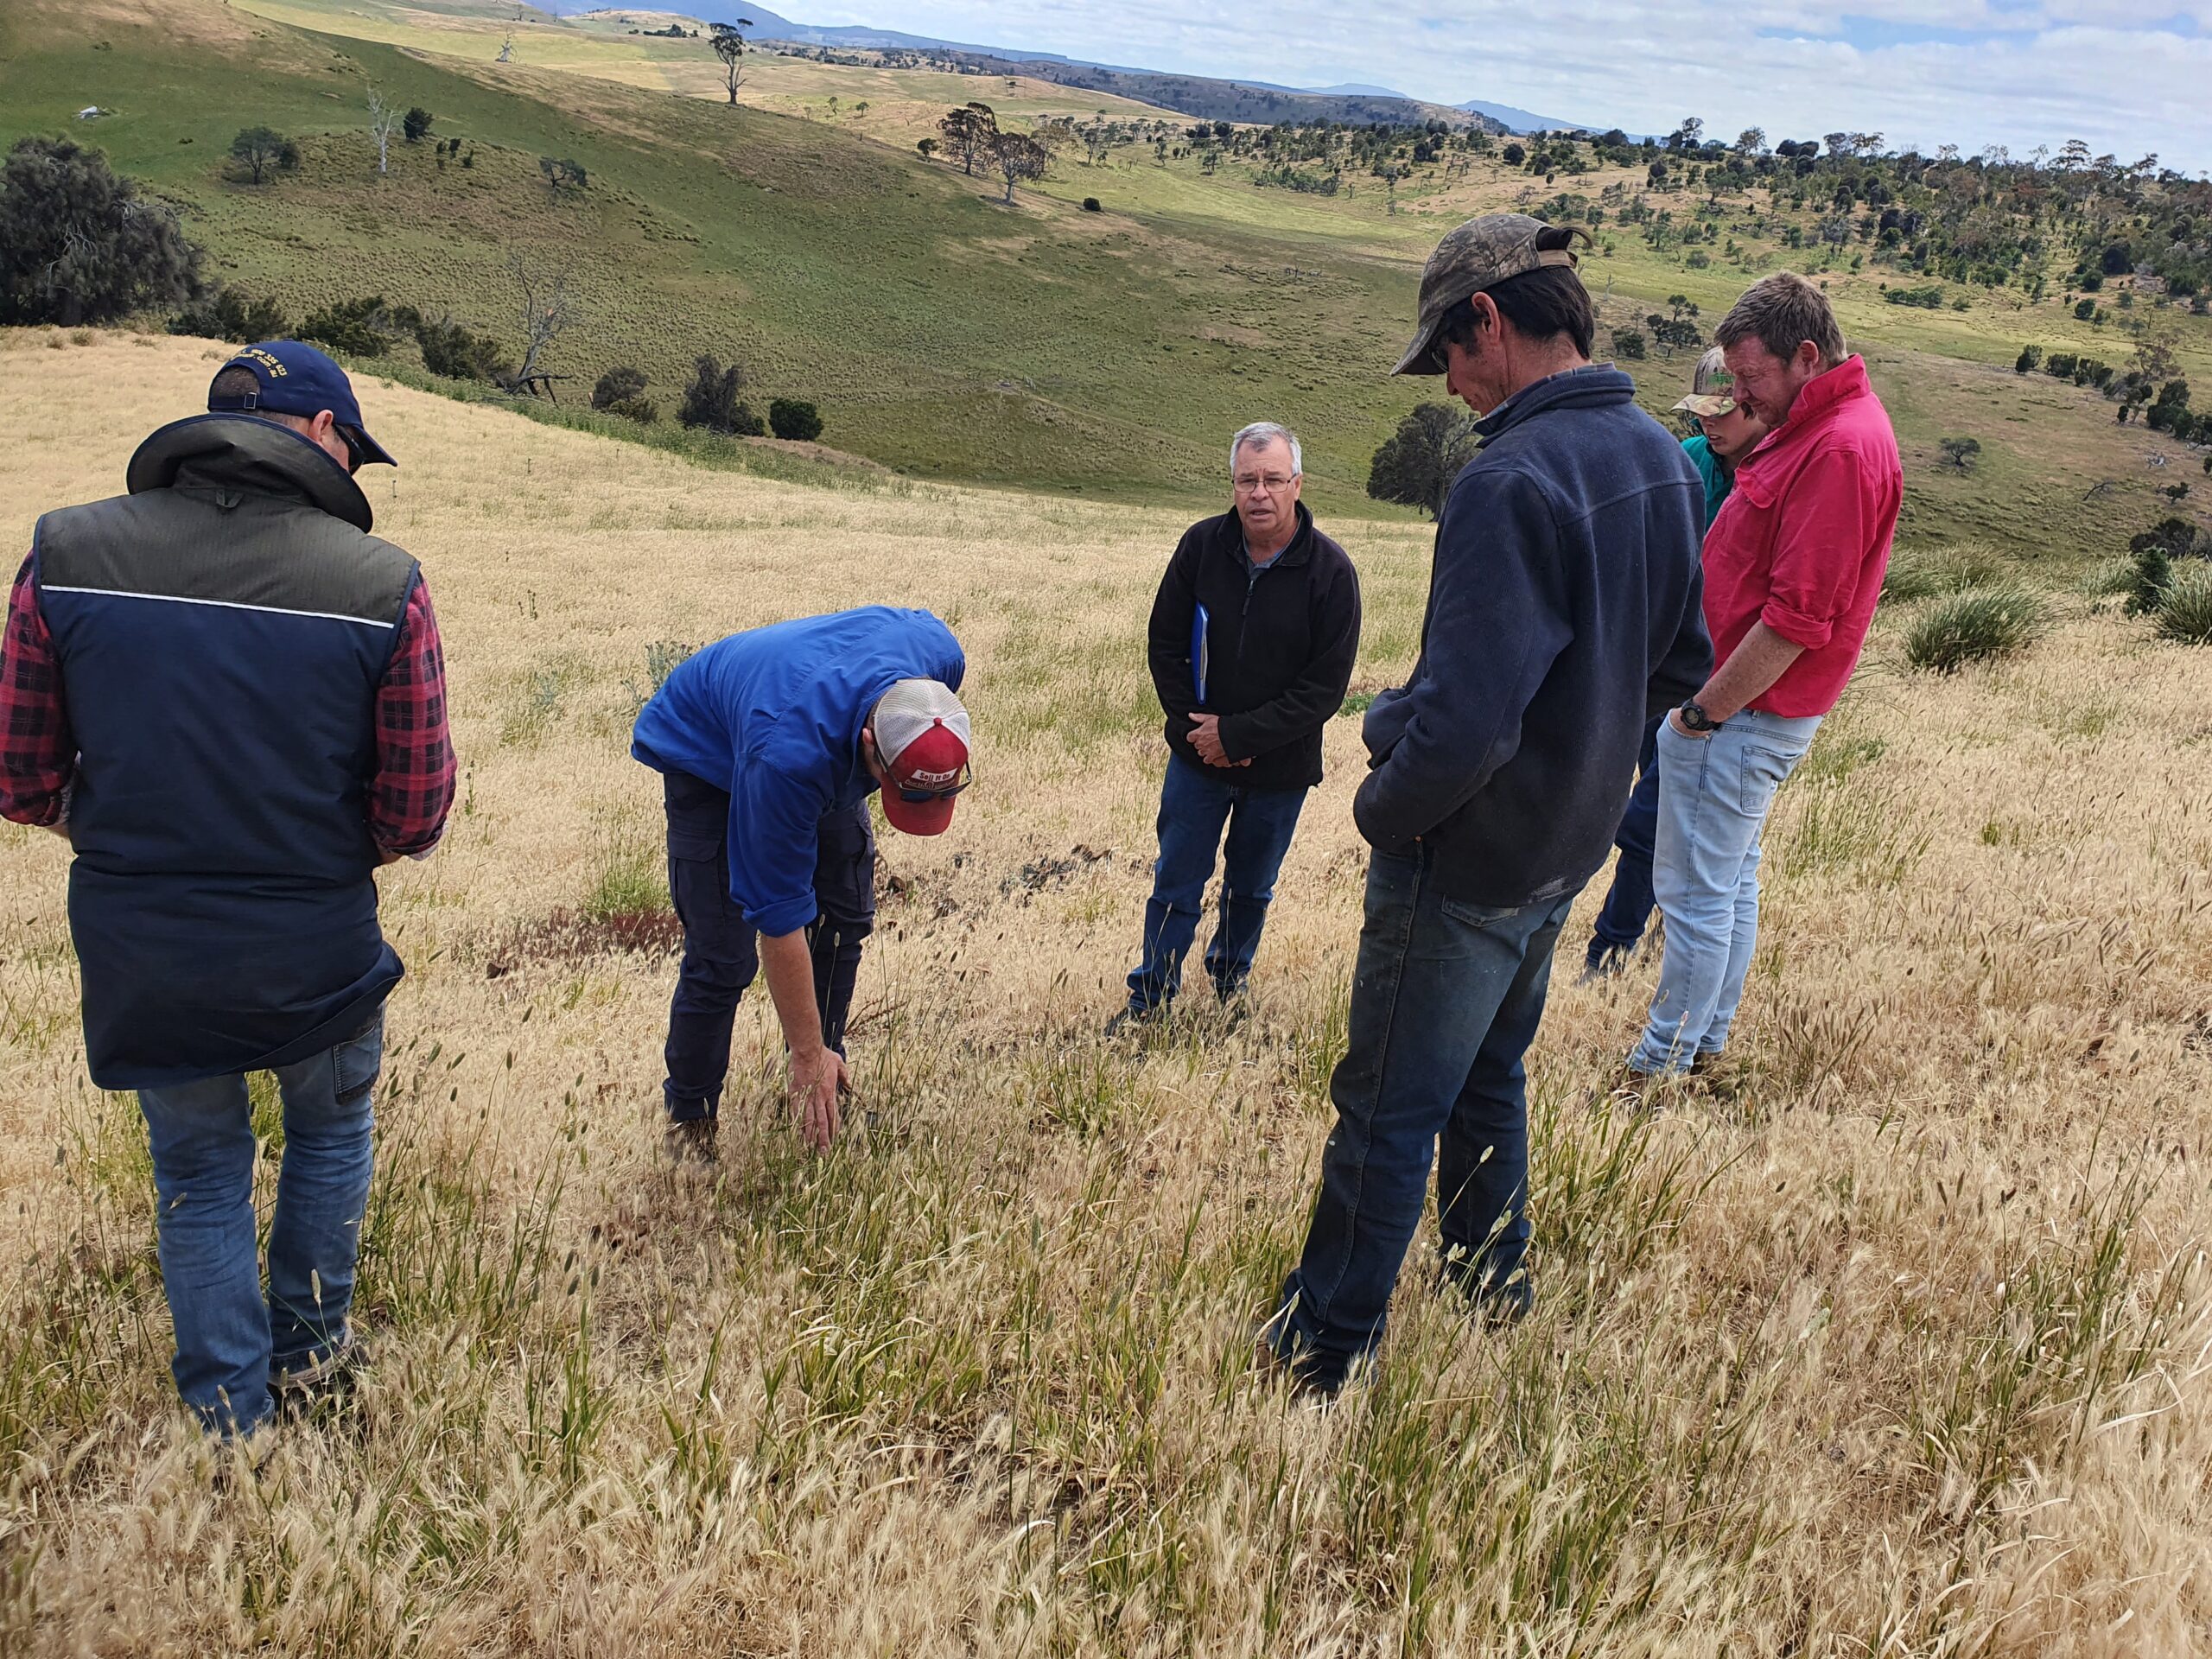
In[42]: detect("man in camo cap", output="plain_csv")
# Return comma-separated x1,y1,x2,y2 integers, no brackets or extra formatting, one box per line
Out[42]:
1264,213,1713,1395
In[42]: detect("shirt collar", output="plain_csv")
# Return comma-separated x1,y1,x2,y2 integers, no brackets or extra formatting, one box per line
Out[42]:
1781,354,1869,428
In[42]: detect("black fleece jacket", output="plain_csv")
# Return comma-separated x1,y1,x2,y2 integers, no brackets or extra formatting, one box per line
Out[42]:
1355,365,1713,906
1147,502,1362,793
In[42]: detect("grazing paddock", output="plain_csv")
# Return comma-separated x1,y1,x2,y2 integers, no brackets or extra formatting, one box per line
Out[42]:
2,332,2210,1656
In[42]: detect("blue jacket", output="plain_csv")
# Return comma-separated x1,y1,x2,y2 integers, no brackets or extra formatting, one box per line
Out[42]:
632,607,965,936
35,416,422,1088
1355,366,1713,907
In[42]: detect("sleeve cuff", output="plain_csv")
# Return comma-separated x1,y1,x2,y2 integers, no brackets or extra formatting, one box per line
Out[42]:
749,896,818,938
1758,600,1836,652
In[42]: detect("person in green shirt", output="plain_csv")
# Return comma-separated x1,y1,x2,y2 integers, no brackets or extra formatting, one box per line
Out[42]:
1674,346,1767,530
1578,347,1767,980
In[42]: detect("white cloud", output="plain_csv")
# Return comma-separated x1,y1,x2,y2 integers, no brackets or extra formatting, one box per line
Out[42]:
793,0,2209,171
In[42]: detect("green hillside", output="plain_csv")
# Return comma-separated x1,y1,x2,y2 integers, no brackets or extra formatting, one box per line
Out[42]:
3,0,2206,552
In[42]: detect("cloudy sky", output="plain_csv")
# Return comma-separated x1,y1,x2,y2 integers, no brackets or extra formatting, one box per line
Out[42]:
790,0,2208,173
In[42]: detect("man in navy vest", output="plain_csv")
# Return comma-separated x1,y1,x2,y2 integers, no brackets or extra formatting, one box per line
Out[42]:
0,342,455,1435
632,608,971,1161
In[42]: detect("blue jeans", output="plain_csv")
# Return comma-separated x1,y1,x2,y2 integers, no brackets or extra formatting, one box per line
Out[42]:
1586,717,1662,969
1268,846,1579,1385
1630,710,1821,1076
662,769,874,1122
1128,753,1307,1010
136,1008,385,1435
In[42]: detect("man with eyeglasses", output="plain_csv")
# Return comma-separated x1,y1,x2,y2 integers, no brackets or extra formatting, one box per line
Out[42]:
631,607,971,1160
0,340,454,1436
1112,421,1361,1031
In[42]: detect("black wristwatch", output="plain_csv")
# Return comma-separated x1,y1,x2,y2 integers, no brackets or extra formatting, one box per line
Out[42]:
1676,700,1721,733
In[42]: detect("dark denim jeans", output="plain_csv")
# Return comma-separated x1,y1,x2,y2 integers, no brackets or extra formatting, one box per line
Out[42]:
1269,846,1578,1386
661,769,874,1122
135,1007,385,1435
1127,753,1307,1011
1586,715,1662,969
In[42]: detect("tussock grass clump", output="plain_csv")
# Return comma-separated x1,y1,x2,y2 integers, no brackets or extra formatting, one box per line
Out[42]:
1881,541,2005,604
581,813,670,922
1904,584,2048,672
2153,564,2212,645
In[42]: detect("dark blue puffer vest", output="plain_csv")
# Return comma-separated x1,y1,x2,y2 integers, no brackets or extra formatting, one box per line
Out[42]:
33,415,421,1089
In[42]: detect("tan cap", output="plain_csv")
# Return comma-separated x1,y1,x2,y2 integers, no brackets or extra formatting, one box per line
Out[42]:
1672,346,1738,418
1391,214,1589,377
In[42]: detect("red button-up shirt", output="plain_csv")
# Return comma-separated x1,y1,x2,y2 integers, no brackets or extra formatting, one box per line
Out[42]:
1699,355,1901,717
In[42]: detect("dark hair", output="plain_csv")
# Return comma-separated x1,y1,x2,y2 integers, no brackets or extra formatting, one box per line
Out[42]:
1716,271,1846,368
1435,256,1595,360
207,364,263,403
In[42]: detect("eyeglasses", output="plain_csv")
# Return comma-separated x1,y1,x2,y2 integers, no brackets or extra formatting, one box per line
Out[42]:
896,761,974,804
338,426,368,476
1233,474,1296,493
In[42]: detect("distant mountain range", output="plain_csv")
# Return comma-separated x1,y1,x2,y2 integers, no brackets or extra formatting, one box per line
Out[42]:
567,2,1616,134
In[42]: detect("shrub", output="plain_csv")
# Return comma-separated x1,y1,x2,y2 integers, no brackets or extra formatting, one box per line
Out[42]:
1081,196,1101,212
168,283,287,341
0,137,202,326
300,294,399,356
403,106,433,143
768,397,823,442
1904,586,2048,673
1611,327,1647,359
590,365,648,410
416,315,512,383
2014,345,2041,373
2125,541,2173,615
604,396,658,423
678,353,762,435
2154,566,2212,645
1885,284,1945,308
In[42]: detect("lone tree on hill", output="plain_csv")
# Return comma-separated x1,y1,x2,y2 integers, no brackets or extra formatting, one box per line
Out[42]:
990,130,1048,204
537,156,588,197
505,252,575,396
403,106,434,143
1939,435,1981,472
1367,403,1480,518
710,20,753,105
0,137,202,327
228,126,297,186
938,103,998,176
366,87,400,175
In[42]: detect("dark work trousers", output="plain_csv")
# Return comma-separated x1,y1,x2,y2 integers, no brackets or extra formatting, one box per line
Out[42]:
1586,715,1664,969
660,768,876,1123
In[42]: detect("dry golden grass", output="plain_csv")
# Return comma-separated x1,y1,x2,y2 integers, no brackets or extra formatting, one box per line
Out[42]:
3,330,2211,1656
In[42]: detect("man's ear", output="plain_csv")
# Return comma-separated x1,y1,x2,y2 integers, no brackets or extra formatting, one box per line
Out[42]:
308,409,340,443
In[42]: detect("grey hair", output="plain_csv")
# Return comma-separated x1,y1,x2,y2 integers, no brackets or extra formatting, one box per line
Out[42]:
1230,421,1302,477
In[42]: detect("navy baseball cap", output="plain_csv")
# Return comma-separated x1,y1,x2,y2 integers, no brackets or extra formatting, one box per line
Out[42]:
207,340,397,468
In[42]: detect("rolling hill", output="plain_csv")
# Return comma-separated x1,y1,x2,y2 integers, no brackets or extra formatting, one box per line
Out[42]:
2,0,2204,556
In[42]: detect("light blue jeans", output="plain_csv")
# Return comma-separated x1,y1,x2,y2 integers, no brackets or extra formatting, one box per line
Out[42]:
1630,711,1821,1076
136,1008,384,1434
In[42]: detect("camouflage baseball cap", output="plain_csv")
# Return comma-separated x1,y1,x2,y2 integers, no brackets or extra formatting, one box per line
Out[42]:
1390,214,1589,376
1672,346,1738,418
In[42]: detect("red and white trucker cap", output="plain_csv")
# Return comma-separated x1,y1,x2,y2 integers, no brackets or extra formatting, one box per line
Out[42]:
872,678,971,836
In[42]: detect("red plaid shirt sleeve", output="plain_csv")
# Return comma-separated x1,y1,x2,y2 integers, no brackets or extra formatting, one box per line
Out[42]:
0,551,73,829
372,577,457,859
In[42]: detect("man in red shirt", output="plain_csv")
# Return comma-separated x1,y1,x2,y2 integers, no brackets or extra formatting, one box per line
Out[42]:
1626,273,1900,1078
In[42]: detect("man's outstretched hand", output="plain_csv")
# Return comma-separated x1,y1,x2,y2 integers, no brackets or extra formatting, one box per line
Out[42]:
790,1044,849,1151
1187,712,1251,768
